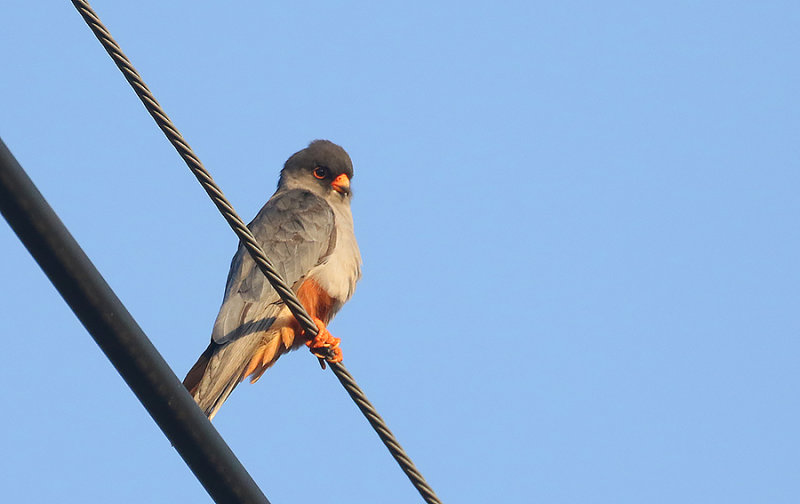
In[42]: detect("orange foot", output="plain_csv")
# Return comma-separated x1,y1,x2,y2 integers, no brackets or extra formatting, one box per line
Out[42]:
304,317,343,368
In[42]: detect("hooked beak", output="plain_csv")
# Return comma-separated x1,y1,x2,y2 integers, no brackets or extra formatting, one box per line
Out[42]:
331,173,351,195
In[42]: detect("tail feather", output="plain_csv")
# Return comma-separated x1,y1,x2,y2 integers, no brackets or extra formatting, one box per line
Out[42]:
183,333,264,419
184,320,302,419
183,343,214,396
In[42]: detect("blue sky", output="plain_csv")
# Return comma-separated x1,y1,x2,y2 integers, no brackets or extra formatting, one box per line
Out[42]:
1,2,798,503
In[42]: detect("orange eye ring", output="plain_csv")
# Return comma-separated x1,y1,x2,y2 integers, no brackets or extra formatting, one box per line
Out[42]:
313,167,328,179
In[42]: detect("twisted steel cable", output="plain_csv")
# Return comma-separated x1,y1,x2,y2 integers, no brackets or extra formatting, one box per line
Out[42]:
70,2,443,503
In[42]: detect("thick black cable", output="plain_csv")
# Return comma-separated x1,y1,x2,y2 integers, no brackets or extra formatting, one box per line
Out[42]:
0,138,270,504
69,2,443,503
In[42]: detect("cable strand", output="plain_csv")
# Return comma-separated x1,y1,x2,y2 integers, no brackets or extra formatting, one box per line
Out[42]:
70,2,442,503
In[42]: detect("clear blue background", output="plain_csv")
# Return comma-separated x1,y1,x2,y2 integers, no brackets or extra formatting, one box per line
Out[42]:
1,2,798,503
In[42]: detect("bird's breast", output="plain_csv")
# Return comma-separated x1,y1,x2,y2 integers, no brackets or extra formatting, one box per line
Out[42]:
309,203,362,309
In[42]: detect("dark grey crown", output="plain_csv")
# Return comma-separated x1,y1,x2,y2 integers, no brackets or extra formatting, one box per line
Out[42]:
281,140,353,182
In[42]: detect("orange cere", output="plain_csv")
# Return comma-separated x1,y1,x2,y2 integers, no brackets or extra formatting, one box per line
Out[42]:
331,173,350,194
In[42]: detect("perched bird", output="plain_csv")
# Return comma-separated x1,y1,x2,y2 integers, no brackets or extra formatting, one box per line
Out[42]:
183,140,362,419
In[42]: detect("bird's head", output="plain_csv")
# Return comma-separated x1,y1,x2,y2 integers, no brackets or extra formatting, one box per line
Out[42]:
279,140,354,199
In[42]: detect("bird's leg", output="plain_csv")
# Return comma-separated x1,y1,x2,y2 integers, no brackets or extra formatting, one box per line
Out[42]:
304,317,343,367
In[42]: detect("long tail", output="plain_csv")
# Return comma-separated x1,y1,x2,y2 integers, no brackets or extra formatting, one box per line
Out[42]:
183,334,263,420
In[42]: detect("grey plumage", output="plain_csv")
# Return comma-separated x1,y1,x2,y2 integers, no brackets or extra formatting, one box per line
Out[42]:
184,140,362,419
212,190,337,346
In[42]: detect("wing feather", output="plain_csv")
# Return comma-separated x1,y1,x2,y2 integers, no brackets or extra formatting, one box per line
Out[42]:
211,189,336,345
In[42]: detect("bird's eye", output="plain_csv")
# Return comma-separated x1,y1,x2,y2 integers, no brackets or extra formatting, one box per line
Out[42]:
313,167,328,179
